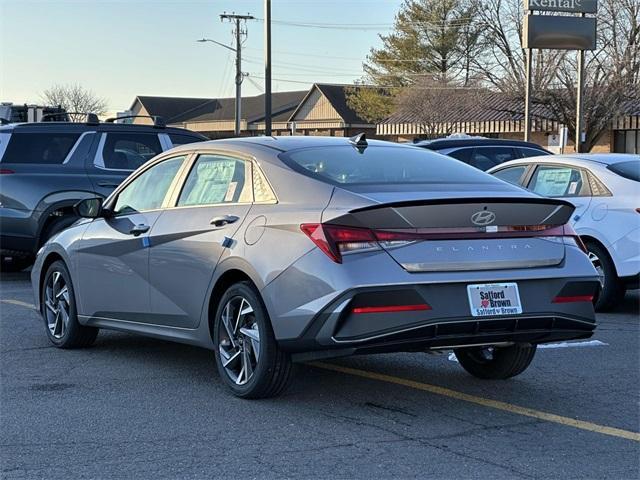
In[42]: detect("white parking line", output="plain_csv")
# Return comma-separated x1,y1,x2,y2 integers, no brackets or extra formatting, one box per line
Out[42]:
448,340,608,362
1,299,36,310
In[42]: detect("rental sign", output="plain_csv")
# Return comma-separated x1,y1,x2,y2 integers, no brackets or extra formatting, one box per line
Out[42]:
525,0,598,13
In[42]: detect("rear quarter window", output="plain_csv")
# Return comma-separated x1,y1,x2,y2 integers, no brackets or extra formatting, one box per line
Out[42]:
1,132,80,164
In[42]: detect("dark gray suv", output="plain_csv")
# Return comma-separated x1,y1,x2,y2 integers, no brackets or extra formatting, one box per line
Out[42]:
0,117,206,271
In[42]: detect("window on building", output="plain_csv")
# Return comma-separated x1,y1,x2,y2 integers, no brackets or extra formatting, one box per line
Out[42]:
613,130,639,154
2,132,80,164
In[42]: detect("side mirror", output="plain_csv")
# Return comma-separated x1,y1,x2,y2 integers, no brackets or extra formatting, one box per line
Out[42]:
74,197,104,218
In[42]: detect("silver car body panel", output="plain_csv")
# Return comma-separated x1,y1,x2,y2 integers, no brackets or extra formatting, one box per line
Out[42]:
32,137,599,357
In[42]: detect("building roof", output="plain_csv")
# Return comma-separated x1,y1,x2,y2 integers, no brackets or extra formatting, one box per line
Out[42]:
381,90,554,125
169,90,307,124
288,83,373,124
131,96,212,123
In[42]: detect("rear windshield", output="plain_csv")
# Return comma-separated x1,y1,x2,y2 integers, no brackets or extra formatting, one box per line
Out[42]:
279,145,495,185
2,132,80,164
607,160,640,182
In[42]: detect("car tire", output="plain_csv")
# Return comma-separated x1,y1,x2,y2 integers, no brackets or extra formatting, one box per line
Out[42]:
41,260,99,349
213,281,292,399
454,343,537,380
585,241,625,312
1,255,33,273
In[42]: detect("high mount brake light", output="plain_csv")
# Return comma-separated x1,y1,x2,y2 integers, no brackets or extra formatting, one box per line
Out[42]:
301,222,585,262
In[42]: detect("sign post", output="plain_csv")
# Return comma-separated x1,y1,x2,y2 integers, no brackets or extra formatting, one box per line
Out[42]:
522,1,597,151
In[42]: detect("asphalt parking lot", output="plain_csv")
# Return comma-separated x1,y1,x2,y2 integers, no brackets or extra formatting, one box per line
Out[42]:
1,271,638,479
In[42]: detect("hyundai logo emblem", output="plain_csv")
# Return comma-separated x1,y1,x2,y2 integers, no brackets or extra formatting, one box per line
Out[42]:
471,210,496,226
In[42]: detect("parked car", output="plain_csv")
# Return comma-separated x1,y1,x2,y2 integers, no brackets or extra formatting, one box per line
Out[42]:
415,136,551,170
489,154,640,311
31,135,599,398
0,115,207,271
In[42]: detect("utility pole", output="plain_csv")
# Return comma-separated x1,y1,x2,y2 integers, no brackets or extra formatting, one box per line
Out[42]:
220,12,254,136
264,0,272,136
575,12,586,153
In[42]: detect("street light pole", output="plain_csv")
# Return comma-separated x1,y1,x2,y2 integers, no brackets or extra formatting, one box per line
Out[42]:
575,13,586,153
264,0,272,136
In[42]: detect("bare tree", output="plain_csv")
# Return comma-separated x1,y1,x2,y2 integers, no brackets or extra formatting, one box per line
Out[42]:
394,79,482,138
40,84,108,121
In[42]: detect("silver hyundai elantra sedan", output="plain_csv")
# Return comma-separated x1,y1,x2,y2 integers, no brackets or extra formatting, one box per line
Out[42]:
32,135,599,398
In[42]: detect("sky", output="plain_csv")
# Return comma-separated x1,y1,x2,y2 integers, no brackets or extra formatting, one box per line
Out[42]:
0,0,402,114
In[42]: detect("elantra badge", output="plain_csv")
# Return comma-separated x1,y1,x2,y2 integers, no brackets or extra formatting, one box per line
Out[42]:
471,210,496,226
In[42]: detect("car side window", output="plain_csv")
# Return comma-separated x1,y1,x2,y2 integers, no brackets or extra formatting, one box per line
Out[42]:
447,148,472,163
97,133,162,171
469,147,517,170
169,133,203,147
113,156,186,215
2,132,80,164
518,147,548,158
177,154,253,207
528,165,589,197
493,165,528,185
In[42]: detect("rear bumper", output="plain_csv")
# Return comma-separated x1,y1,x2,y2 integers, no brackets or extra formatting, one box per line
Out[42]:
277,278,598,359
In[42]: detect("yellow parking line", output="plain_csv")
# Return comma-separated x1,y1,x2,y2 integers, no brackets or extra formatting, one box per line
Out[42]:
1,299,36,309
311,362,640,443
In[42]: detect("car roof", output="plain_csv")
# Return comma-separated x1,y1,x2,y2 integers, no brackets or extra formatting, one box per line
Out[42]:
0,121,205,136
181,135,407,153
488,153,640,171
415,138,548,150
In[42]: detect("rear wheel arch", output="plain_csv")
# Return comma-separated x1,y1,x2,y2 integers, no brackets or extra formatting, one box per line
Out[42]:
580,234,619,275
207,269,262,342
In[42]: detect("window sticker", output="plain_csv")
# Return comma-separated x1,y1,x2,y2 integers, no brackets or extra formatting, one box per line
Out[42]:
224,181,238,202
533,168,572,196
568,181,578,195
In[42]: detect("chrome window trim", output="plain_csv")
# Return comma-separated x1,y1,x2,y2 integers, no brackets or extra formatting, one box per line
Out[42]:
0,132,11,161
62,131,95,165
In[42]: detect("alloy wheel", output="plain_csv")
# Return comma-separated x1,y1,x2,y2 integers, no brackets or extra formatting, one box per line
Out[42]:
218,296,261,386
587,251,605,287
44,271,71,339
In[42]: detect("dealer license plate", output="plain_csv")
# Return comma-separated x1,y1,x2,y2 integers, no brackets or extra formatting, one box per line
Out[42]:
467,283,522,317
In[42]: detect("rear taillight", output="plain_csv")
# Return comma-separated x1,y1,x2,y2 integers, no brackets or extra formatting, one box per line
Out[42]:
301,222,586,262
0,169,15,174
562,223,588,254
300,224,378,263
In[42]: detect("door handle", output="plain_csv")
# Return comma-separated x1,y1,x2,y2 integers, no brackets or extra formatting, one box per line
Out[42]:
129,224,150,236
210,215,240,227
98,181,120,188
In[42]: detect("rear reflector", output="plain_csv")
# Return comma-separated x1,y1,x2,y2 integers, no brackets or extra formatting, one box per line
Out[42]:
0,169,15,174
552,295,594,303
352,304,431,314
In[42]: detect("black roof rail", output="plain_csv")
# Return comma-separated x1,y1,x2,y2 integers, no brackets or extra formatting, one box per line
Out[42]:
41,112,100,125
105,115,166,128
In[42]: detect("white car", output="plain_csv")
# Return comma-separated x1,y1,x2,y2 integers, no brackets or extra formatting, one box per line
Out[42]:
489,154,640,311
